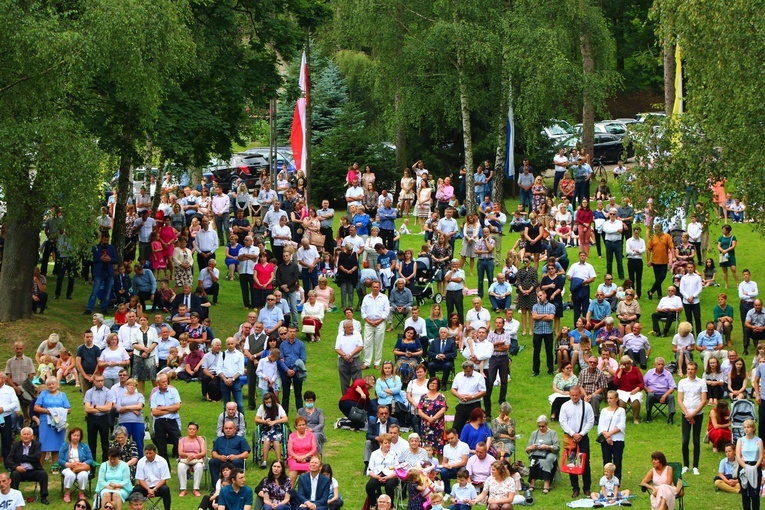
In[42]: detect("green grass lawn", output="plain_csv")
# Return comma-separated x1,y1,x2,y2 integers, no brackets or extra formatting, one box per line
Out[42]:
7,174,761,510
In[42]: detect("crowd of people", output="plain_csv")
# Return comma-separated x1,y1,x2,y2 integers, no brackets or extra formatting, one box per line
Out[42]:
4,153,765,510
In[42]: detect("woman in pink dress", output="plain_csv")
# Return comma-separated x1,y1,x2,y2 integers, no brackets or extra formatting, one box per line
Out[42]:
640,451,676,510
287,416,317,485
158,216,178,279
150,232,168,279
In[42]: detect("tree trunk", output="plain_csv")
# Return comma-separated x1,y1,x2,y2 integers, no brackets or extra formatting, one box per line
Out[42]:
111,141,133,267
458,55,475,216
394,87,407,174
0,214,42,322
581,31,595,160
664,38,675,115
493,127,506,205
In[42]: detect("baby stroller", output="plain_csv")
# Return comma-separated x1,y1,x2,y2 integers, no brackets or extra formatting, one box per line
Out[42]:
731,398,757,444
412,256,442,305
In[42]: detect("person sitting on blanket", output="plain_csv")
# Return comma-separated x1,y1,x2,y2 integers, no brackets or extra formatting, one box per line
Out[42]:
590,462,631,507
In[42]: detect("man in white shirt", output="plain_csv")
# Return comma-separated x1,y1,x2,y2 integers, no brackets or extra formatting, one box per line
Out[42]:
297,239,321,292
132,444,172,510
465,298,491,331
403,306,428,348
198,259,220,306
335,320,363,395
133,209,156,262
217,337,245,414
625,226,646,299
257,182,278,217
387,424,407,458
118,311,140,354
553,147,569,197
677,362,708,475
0,472,24,510
450,361,486,434
361,281,390,370
739,269,758,355
194,218,220,272
567,251,597,324
679,262,703,335
650,286,683,337
559,386,594,498
438,429,470,492
0,373,21,461
436,208,459,250
200,339,223,401
342,226,365,257
686,214,703,265
237,236,259,309
345,178,364,213
601,209,624,281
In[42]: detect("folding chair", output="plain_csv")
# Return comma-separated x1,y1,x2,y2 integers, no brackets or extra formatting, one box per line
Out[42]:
178,437,210,492
657,312,680,337
393,481,407,510
144,496,163,510
390,310,409,330
57,461,100,497
667,462,688,510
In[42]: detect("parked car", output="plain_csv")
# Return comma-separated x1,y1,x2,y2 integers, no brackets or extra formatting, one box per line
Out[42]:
541,119,574,141
636,112,666,124
562,133,634,163
208,153,268,192
572,121,628,139
243,147,296,175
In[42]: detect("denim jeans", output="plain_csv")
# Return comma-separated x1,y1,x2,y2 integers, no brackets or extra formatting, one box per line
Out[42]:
87,273,114,313
520,189,533,211
220,379,244,415
476,258,494,298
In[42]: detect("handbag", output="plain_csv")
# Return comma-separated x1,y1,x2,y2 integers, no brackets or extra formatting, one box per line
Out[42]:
719,252,729,264
301,317,317,334
560,445,587,475
595,413,614,444
349,403,367,425
703,431,710,444
309,231,326,247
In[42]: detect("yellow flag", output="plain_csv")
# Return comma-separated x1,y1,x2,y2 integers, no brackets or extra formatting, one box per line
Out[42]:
673,44,683,116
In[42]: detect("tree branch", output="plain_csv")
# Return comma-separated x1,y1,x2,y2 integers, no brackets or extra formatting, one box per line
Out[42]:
0,54,77,96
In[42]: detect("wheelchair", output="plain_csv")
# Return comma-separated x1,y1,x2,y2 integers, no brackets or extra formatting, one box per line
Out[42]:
252,422,290,467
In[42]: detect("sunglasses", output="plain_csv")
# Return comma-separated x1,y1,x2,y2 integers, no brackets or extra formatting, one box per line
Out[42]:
76,505,88,509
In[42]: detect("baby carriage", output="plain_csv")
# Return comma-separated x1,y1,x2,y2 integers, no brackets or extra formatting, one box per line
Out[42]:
412,256,442,305
731,398,757,444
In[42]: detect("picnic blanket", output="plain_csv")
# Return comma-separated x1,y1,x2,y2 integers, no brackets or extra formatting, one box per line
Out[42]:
566,496,635,508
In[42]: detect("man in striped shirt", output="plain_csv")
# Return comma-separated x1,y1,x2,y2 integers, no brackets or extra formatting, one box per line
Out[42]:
531,290,556,377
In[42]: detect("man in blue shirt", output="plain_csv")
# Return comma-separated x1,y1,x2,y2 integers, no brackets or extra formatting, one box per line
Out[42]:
85,234,118,315
488,273,512,312
585,290,613,332
209,422,250,487
257,296,284,337
280,326,307,413
378,197,398,250
218,468,253,510
696,321,725,369
132,263,157,310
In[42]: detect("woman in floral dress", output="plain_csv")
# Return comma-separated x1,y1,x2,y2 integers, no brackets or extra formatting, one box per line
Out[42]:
417,377,447,454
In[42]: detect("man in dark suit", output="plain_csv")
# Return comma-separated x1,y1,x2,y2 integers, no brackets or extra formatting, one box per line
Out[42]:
427,326,458,389
295,456,332,510
4,427,49,504
363,405,398,468
171,285,202,315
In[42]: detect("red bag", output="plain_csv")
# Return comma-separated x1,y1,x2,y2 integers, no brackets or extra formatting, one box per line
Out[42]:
559,445,587,475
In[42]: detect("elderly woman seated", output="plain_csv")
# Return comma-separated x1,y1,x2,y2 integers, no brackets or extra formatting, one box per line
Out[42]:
595,317,622,355
525,415,560,494
614,355,645,425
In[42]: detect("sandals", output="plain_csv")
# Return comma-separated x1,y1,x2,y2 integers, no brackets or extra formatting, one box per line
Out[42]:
542,488,550,494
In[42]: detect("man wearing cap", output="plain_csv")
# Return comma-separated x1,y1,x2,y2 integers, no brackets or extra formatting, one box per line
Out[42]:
450,361,486,434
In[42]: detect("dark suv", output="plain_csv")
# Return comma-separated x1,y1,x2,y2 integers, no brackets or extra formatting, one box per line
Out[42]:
208,153,267,192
